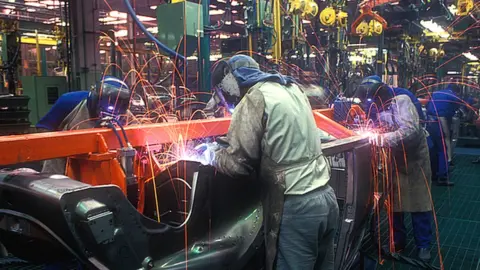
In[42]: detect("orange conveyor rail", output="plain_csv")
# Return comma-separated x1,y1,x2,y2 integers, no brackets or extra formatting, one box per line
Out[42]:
0,106,361,211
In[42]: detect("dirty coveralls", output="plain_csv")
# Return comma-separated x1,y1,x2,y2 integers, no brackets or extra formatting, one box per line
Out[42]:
214,81,339,270
377,95,433,249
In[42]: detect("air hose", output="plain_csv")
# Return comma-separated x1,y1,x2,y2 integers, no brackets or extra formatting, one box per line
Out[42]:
123,0,185,62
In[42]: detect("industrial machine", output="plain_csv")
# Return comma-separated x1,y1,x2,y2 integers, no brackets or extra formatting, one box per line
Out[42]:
0,106,373,270
21,76,68,126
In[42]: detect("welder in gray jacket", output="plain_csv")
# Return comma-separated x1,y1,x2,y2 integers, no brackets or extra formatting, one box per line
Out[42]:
203,55,339,270
355,82,433,261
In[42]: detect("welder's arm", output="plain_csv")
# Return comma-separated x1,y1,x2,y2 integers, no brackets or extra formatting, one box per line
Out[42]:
213,89,265,178
204,93,222,118
382,96,420,147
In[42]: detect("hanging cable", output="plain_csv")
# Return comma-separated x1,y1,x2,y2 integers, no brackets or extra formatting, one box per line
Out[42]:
123,0,185,61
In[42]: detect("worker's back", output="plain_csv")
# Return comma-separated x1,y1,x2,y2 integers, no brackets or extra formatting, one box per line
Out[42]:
256,82,330,195
426,89,460,118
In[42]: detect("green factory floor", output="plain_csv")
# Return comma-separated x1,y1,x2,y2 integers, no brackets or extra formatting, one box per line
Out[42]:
365,151,480,270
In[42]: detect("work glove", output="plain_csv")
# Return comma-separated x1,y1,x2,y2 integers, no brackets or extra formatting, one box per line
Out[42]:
359,131,385,147
194,142,220,165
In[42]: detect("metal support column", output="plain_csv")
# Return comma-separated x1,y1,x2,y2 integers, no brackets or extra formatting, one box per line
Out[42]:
198,0,211,102
70,0,101,90
376,33,384,78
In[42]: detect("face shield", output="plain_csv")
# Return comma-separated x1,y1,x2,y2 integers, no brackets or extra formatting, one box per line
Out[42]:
98,77,131,121
354,82,392,121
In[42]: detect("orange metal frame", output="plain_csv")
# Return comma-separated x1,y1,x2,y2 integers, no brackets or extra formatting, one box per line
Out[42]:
0,106,362,210
351,1,388,35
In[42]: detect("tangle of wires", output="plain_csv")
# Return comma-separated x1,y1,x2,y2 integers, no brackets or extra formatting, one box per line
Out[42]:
204,0,233,32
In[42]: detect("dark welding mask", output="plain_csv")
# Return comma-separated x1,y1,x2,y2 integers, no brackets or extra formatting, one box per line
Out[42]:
88,76,131,122
354,82,393,119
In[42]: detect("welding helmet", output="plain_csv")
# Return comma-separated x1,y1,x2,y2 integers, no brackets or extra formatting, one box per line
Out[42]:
354,82,394,117
211,55,260,105
87,76,131,120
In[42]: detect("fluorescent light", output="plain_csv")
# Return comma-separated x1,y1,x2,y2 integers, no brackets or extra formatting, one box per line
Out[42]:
447,71,461,75
23,32,55,38
209,4,217,8
234,20,244,25
420,20,450,38
231,0,239,6
104,20,127,25
27,8,36,12
210,10,224,15
232,10,238,14
463,52,479,61
147,27,158,33
302,20,311,23
5,5,15,9
150,5,157,10
210,54,222,61
115,30,128,37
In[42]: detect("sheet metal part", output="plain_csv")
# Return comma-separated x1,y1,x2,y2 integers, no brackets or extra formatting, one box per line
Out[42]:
0,135,372,270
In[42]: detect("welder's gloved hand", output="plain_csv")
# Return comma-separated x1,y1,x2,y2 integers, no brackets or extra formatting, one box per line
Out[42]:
360,131,385,147
194,142,220,165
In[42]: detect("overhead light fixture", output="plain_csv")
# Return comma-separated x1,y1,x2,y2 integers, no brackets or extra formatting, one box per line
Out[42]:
147,27,158,33
447,71,461,75
27,8,36,12
210,10,225,15
150,5,157,10
231,1,239,6
104,20,127,25
420,20,450,38
234,20,244,25
209,4,217,8
115,30,128,37
232,10,238,14
302,20,311,24
463,52,478,61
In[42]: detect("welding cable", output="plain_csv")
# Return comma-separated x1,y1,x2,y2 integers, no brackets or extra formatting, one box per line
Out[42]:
112,118,130,147
106,122,125,148
122,0,185,62
0,209,87,265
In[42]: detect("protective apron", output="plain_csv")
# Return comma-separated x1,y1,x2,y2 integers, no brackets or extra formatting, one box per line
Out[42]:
377,95,432,213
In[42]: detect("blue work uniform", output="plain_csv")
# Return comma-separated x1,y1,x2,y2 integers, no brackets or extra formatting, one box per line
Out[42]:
426,89,461,179
36,91,90,131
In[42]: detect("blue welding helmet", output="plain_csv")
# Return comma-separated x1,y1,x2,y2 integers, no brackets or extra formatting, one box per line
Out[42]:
88,76,132,120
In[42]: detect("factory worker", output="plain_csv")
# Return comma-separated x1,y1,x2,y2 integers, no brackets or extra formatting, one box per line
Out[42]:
355,82,433,261
40,76,132,174
206,54,339,270
203,68,329,118
426,84,463,186
361,75,426,121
